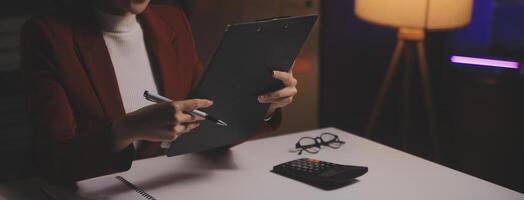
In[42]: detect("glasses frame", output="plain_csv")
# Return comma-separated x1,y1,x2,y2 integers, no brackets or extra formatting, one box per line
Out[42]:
294,132,346,155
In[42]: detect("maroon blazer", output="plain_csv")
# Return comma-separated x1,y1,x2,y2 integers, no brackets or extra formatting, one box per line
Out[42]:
21,5,279,182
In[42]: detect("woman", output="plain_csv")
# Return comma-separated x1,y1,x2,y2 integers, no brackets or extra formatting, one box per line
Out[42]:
21,0,297,182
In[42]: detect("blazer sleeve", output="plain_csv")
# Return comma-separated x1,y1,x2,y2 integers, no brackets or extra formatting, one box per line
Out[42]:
21,19,134,183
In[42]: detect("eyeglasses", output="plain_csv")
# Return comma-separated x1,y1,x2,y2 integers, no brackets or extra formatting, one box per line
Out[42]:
291,132,346,155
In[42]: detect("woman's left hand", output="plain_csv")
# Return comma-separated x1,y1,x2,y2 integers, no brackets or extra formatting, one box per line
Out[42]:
258,70,298,118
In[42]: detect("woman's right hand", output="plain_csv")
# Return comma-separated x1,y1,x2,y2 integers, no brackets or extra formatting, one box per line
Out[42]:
112,99,213,151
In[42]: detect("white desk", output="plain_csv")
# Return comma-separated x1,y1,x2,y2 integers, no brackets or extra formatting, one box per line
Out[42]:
1,127,523,199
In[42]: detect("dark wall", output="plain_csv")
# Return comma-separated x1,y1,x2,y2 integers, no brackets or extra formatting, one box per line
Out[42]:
320,0,524,192
320,0,446,142
320,0,394,134
0,9,36,182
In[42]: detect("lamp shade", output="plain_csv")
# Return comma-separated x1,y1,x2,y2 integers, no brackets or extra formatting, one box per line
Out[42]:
355,0,473,30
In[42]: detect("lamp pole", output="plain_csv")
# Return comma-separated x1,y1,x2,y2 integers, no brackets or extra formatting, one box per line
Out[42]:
365,28,441,161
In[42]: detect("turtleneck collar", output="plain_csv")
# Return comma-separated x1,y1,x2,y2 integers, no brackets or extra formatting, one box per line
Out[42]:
94,8,139,33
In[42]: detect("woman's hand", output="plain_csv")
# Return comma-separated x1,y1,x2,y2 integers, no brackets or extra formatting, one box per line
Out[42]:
258,70,298,118
112,99,213,150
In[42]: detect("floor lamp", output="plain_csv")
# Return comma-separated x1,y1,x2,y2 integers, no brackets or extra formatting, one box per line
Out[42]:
354,0,473,159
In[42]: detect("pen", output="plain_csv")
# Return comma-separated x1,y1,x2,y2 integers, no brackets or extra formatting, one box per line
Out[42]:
143,91,228,127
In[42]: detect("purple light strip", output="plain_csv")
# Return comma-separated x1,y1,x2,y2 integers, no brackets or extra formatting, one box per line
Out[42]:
451,56,519,69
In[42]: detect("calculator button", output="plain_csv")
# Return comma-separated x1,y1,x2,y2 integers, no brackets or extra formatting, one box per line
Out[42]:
306,158,320,164
319,169,338,177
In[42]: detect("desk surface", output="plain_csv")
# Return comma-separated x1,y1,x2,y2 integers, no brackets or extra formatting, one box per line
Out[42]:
1,127,523,200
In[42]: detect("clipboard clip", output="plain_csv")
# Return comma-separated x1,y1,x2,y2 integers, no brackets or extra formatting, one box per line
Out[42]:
256,16,291,22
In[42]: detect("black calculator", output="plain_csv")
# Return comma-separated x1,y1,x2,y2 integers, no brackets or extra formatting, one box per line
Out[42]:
271,158,368,190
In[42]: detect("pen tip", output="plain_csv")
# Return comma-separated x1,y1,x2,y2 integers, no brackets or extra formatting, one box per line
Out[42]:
218,120,228,126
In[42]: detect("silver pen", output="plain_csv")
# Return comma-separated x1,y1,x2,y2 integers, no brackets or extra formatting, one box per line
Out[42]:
143,91,228,126
144,91,227,149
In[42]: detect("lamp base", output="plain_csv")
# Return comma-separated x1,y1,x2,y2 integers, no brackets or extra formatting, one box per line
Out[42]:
397,28,425,41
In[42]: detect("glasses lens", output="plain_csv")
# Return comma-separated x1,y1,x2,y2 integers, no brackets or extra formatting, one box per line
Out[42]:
320,133,337,143
298,137,317,148
297,137,320,154
326,141,345,149
303,146,320,154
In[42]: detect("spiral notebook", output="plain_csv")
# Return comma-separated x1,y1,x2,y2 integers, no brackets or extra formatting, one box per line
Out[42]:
41,176,156,200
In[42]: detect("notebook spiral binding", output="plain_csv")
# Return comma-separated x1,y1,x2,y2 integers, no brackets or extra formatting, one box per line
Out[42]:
115,176,157,200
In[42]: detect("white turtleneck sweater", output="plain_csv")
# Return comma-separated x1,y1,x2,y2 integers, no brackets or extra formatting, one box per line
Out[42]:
96,10,159,114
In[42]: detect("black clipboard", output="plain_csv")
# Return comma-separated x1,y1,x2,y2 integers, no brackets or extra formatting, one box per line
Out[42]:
166,15,318,156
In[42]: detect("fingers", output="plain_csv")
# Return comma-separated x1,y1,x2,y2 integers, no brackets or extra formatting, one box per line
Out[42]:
170,99,212,123
173,122,200,134
258,86,297,102
260,96,293,106
136,99,209,143
174,112,197,123
258,70,298,105
185,122,201,130
157,121,200,142
168,99,211,137
175,99,213,111
272,70,297,87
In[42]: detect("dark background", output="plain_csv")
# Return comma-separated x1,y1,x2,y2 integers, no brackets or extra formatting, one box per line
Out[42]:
0,0,523,193
320,0,524,192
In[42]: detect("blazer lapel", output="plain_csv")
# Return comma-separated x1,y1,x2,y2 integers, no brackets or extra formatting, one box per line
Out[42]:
71,7,185,123
139,8,186,101
73,13,125,122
